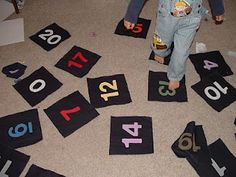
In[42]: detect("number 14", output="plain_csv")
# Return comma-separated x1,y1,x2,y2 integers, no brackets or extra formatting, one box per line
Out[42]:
122,122,142,148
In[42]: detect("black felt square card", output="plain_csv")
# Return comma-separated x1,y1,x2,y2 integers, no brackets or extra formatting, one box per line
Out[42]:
44,91,99,137
185,138,236,177
87,74,132,108
189,51,233,79
109,116,154,155
0,109,42,148
13,67,62,107
25,164,65,177
115,18,151,39
30,23,70,51
55,46,101,78
207,139,236,177
2,62,27,79
191,73,236,112
0,143,30,177
148,71,187,102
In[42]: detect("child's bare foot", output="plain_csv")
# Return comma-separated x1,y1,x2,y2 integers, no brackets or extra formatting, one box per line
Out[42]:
168,81,180,90
154,56,164,64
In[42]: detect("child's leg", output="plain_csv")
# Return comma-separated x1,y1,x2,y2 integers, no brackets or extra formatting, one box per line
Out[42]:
167,17,201,90
151,3,177,64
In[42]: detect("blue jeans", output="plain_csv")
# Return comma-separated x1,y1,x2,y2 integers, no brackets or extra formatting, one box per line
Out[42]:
151,0,205,81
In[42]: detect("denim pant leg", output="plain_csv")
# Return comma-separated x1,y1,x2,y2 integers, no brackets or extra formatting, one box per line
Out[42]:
151,2,178,58
167,16,201,81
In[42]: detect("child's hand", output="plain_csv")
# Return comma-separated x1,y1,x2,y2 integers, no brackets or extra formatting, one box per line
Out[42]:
214,15,224,24
124,19,135,30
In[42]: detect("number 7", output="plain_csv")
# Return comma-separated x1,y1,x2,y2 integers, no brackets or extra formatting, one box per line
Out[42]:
60,106,81,121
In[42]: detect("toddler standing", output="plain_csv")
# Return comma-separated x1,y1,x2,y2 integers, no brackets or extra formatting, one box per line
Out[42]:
124,0,224,90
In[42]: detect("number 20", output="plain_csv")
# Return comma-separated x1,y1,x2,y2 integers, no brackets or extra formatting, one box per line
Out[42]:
38,29,62,45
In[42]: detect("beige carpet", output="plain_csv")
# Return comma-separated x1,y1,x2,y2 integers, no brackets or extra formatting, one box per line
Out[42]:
0,0,235,177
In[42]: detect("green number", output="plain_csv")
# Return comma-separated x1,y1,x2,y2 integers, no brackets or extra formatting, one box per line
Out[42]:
158,81,176,96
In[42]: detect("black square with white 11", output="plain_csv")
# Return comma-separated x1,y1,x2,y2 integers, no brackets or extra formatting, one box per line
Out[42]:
55,46,101,78
109,116,154,155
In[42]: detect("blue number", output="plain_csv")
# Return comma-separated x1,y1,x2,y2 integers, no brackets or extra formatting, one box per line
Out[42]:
8,122,33,138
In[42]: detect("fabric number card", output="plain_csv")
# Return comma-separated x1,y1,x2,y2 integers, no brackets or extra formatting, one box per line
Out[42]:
207,139,236,177
25,164,66,177
0,143,30,177
2,62,27,79
189,51,233,79
171,121,210,159
55,45,101,78
114,18,151,39
191,73,236,112
0,109,42,148
13,66,62,107
148,71,187,102
109,116,154,155
44,91,99,137
87,74,132,108
30,23,70,51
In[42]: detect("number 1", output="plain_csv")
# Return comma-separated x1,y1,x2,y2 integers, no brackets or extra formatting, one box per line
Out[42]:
0,156,12,177
211,158,226,176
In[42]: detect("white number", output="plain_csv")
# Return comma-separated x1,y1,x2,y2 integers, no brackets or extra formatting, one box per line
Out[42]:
0,156,12,177
211,158,226,176
9,69,19,74
204,81,228,100
8,122,33,138
203,60,219,70
29,79,46,93
121,122,142,148
38,29,62,45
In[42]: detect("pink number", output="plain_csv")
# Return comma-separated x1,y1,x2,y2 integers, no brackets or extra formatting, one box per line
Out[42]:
122,138,142,148
122,122,142,148
122,122,142,136
60,106,81,121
